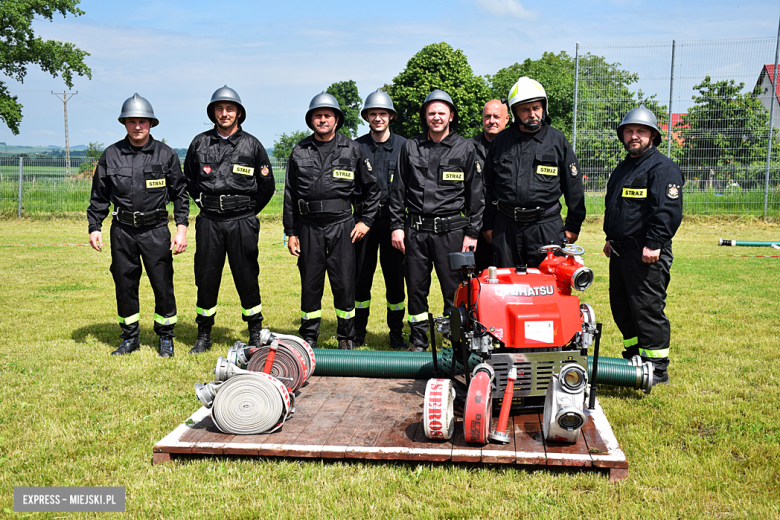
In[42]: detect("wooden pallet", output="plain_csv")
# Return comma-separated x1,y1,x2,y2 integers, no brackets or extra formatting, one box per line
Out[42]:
153,377,628,481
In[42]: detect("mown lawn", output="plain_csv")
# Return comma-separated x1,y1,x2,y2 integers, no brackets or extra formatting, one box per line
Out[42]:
0,216,778,519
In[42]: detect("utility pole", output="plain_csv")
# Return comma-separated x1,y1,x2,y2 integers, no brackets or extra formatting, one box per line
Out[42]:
52,91,77,176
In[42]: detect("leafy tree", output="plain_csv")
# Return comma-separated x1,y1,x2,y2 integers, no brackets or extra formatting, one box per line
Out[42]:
85,141,103,158
677,76,773,183
386,42,489,138
273,130,309,160
326,80,362,139
1,1,92,134
487,51,576,141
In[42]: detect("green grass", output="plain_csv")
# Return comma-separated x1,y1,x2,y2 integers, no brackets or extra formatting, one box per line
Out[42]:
0,217,779,518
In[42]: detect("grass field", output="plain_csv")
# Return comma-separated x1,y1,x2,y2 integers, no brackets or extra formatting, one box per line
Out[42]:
0,217,779,518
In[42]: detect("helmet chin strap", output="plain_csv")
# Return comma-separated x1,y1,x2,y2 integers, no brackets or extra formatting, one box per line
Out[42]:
521,120,542,131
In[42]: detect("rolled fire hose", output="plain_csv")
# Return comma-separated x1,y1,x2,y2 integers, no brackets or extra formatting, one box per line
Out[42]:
312,348,652,390
251,331,316,378
246,342,307,392
423,378,456,440
211,373,293,435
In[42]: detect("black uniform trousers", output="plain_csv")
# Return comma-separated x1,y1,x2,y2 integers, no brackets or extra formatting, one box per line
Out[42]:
354,215,406,335
493,213,565,269
404,227,464,348
474,232,495,274
298,217,356,342
194,214,263,328
609,246,673,372
110,222,176,339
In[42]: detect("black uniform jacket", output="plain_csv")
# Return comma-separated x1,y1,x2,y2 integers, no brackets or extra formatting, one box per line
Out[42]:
355,131,407,206
604,146,684,250
469,132,491,168
283,132,379,236
482,122,586,234
87,136,189,233
183,127,275,219
388,130,484,238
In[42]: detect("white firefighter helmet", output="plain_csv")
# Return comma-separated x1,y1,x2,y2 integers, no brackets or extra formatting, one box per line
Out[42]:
507,77,551,124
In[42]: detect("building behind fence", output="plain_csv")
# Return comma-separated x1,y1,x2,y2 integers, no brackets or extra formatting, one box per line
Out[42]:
2,35,780,218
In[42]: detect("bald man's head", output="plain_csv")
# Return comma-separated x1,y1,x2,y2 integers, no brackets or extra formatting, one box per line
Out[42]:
482,99,510,141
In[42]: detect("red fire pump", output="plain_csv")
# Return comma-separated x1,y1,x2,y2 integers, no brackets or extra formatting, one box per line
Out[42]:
422,244,601,445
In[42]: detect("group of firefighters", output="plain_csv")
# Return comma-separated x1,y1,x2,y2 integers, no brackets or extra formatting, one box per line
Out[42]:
87,76,683,385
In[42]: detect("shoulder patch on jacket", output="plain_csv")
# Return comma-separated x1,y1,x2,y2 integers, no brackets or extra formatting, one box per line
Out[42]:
570,163,578,177
666,184,680,200
365,158,372,172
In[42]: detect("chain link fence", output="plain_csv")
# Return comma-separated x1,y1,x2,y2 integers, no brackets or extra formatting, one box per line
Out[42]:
0,155,288,218
573,36,780,217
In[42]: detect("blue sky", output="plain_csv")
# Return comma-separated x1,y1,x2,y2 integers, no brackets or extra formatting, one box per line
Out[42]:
2,0,778,149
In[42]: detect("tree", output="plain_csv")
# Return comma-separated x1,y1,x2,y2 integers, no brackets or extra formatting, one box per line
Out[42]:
1,1,92,134
677,77,773,184
487,51,576,141
85,141,103,158
326,80,362,139
386,42,490,138
273,130,309,160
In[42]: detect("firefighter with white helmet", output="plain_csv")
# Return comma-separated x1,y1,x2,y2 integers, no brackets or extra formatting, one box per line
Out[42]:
482,77,586,268
183,86,276,354
87,94,189,357
604,105,684,385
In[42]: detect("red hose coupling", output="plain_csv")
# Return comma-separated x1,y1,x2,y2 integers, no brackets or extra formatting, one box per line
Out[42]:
489,366,517,444
262,340,278,374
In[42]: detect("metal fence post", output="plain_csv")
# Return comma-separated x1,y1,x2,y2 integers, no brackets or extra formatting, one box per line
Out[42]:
17,157,23,218
764,17,780,220
572,42,580,153
667,40,676,158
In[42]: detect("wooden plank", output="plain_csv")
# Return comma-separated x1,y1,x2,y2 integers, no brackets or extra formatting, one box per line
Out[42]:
481,416,516,464
345,379,417,461
322,377,387,458
544,417,593,467
152,452,172,465
610,468,629,482
513,413,547,466
586,399,629,470
450,419,483,463
154,407,211,455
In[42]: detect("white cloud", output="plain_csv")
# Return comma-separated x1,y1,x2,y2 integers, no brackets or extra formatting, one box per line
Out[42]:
475,0,537,20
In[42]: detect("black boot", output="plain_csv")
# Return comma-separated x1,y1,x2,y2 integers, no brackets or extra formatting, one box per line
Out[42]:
353,333,365,348
189,326,212,354
248,321,263,346
338,339,353,350
159,336,174,358
643,356,670,386
112,337,140,356
389,330,408,351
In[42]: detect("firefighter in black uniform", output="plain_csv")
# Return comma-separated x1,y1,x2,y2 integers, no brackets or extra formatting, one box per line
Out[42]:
284,92,379,350
604,105,683,386
389,90,484,352
87,94,189,357
483,77,586,268
184,86,275,354
353,89,408,349
470,99,511,273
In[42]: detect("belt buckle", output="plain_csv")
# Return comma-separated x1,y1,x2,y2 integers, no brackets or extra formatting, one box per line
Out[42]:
219,194,227,211
132,211,142,227
413,214,422,231
513,207,522,222
433,217,442,233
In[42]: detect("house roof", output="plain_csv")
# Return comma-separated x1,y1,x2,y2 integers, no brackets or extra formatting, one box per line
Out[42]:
758,64,780,105
659,113,686,131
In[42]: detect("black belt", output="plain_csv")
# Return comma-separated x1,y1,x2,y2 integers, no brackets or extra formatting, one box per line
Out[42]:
298,198,351,215
113,207,168,228
354,203,390,219
406,214,470,233
198,193,253,211
496,201,561,223
608,238,646,256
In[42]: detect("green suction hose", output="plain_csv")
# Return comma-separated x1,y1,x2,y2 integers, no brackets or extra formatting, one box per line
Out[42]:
312,349,649,389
